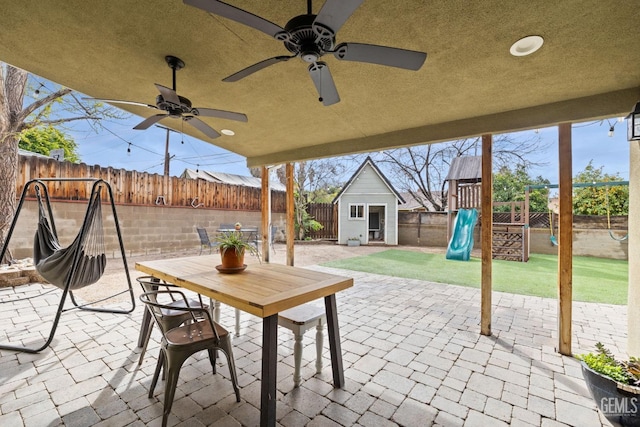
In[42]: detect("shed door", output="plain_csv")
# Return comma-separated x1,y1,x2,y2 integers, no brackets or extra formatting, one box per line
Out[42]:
368,205,385,242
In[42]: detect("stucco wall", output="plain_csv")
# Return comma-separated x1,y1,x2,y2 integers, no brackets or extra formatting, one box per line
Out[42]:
628,140,638,356
7,200,286,260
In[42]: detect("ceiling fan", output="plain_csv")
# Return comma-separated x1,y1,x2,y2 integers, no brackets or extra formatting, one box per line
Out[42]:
184,0,427,106
85,55,247,139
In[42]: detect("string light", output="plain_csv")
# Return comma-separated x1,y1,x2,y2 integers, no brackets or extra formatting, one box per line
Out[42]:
127,143,131,154
607,119,615,137
34,82,45,97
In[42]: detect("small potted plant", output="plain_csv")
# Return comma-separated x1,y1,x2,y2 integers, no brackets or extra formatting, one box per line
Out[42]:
347,236,361,247
234,222,242,230
577,343,640,426
215,230,259,272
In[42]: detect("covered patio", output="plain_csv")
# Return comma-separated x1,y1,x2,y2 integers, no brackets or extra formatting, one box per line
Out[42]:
0,1,639,425
0,248,621,426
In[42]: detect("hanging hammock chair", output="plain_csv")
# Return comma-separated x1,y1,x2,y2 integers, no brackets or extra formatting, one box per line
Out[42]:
0,178,135,353
34,185,107,290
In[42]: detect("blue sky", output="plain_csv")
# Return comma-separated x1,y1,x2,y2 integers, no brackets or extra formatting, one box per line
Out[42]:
66,111,631,184
525,119,630,183
29,75,631,183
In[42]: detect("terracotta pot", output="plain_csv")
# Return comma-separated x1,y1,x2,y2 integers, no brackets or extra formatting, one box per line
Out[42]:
220,248,245,269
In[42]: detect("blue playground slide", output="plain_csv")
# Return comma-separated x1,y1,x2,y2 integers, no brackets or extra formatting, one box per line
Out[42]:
446,208,479,261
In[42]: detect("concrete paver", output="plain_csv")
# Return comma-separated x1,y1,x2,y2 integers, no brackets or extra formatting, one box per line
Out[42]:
0,244,622,426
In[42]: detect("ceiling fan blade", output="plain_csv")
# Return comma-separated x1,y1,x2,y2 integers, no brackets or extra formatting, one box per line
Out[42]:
333,42,427,71
133,114,167,130
314,0,363,35
82,97,157,109
223,55,295,82
193,108,248,122
184,0,284,38
155,84,181,105
184,116,221,139
308,62,340,106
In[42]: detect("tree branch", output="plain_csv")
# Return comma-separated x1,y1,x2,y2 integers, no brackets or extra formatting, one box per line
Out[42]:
17,87,71,124
20,115,100,131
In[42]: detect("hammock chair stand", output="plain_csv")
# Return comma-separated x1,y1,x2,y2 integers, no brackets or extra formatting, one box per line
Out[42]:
0,178,135,353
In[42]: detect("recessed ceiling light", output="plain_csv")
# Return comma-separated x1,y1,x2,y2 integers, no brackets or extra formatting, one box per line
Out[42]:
221,129,235,136
510,35,544,57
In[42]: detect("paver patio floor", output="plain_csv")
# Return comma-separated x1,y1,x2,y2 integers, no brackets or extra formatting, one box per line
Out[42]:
0,245,623,426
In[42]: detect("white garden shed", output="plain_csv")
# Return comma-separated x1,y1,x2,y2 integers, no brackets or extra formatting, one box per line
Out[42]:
332,157,404,245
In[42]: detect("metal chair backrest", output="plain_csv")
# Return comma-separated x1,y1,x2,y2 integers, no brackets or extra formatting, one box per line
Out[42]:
139,290,220,341
196,227,211,246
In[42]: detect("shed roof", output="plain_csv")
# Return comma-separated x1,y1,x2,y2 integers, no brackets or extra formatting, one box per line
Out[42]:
445,156,482,182
398,191,445,212
18,148,51,159
332,156,405,204
181,169,286,192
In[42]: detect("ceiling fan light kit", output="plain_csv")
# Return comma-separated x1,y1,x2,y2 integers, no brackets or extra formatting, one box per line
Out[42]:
184,0,428,106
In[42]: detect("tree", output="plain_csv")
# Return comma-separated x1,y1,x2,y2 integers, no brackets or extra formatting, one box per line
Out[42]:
572,160,628,215
493,165,550,212
19,126,80,162
0,63,126,262
368,133,548,211
274,159,346,239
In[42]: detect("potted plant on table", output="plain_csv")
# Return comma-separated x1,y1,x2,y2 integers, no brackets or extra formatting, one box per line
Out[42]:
577,343,640,426
215,231,259,273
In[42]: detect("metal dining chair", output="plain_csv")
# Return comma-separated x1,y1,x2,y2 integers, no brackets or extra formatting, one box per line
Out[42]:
136,276,209,366
140,290,241,427
196,227,217,255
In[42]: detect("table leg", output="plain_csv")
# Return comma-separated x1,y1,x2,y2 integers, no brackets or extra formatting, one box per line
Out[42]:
324,294,344,387
211,299,221,323
261,315,278,427
235,308,241,336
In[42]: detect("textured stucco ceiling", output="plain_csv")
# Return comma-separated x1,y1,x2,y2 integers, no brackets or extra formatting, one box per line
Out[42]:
1,1,639,167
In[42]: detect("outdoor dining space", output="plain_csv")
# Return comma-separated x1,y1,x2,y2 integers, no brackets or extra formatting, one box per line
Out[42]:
0,248,621,426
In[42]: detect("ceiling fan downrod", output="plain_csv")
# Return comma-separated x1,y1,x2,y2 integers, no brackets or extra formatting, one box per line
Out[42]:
165,55,185,91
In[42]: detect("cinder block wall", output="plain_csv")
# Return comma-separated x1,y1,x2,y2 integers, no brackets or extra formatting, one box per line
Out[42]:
8,201,286,259
398,211,628,260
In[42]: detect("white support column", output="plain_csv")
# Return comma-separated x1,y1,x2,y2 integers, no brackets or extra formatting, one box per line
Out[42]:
628,140,640,356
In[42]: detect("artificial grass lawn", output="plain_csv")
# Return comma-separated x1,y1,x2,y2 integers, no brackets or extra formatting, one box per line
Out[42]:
321,250,628,305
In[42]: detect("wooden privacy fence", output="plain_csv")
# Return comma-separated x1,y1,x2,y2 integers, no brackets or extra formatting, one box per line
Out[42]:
307,203,337,239
16,155,286,212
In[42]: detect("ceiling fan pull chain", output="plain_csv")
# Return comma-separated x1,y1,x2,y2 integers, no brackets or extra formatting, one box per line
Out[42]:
318,63,323,103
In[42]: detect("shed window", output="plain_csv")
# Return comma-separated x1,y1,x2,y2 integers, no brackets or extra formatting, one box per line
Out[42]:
349,204,364,219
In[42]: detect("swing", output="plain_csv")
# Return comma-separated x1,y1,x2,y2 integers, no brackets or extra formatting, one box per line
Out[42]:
0,178,135,353
34,184,107,290
605,186,629,242
547,190,558,246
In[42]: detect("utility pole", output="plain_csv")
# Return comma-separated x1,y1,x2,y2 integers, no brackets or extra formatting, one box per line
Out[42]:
163,127,170,177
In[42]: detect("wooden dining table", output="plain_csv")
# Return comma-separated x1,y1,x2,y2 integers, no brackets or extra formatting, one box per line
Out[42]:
135,256,353,427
